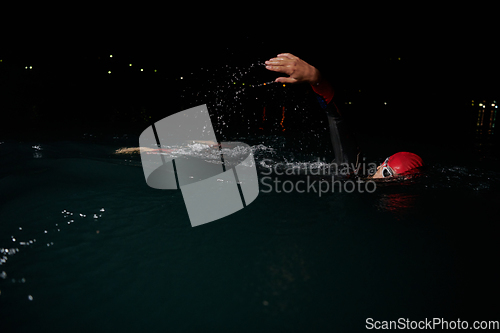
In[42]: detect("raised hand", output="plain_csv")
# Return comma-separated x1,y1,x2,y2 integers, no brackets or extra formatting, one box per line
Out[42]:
265,53,321,84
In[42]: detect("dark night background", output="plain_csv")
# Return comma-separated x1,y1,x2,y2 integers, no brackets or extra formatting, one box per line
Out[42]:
2,13,498,155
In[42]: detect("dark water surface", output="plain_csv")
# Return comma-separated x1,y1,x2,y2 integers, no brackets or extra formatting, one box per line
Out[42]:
0,130,499,332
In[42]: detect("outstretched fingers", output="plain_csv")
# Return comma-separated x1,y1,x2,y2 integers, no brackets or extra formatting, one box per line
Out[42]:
275,77,297,83
265,53,305,83
276,53,298,59
265,62,293,75
266,53,319,83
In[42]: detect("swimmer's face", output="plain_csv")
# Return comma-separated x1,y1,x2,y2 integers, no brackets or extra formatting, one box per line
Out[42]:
371,163,396,179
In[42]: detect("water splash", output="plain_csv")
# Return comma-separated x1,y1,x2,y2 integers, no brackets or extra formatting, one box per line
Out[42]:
173,59,311,141
0,206,108,300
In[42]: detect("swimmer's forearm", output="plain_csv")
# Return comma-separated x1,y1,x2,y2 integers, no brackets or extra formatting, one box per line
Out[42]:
311,73,335,105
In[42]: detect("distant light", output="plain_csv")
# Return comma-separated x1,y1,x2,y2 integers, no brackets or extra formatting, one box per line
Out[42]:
479,103,483,106
129,63,132,67
384,102,387,105
154,69,157,73
283,84,286,87
180,76,183,79
25,66,28,69
398,57,401,60
110,54,113,58
492,104,495,107
141,69,144,72
0,59,2,62
108,71,111,74
263,83,266,86
29,66,32,69
242,83,245,85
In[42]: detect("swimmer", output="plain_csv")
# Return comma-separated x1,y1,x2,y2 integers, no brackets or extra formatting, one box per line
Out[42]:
265,53,424,178
370,152,424,179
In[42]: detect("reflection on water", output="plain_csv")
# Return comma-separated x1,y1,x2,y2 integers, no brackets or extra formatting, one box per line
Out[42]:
473,99,498,160
371,160,500,220
473,99,497,135
377,193,419,220
258,106,287,133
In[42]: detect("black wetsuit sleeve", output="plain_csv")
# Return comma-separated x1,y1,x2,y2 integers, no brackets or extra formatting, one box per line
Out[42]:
315,94,360,169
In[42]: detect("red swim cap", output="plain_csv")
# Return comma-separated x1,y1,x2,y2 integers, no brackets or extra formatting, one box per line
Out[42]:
386,152,424,175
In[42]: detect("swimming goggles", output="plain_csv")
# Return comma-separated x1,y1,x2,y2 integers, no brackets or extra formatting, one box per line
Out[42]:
381,157,394,178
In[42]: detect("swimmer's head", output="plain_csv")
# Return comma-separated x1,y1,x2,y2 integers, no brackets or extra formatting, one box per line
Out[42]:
371,152,423,179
